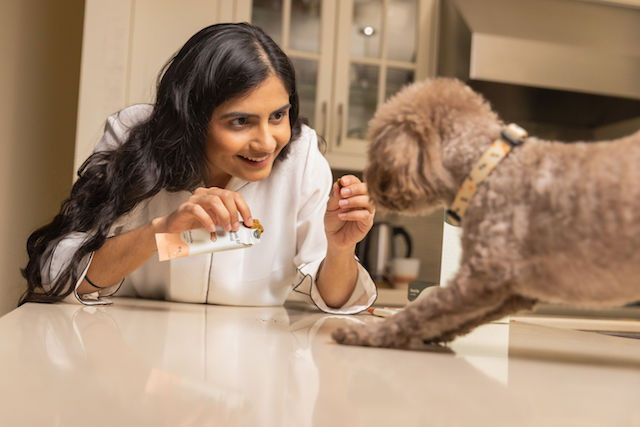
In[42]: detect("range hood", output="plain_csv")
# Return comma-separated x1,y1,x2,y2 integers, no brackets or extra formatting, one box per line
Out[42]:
438,0,640,136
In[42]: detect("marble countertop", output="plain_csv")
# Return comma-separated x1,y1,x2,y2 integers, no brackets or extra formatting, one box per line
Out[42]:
1,297,639,426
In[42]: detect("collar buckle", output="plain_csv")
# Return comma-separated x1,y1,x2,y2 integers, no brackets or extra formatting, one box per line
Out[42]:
501,123,528,146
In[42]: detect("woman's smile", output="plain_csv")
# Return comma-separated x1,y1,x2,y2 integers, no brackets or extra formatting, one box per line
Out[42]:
237,152,273,166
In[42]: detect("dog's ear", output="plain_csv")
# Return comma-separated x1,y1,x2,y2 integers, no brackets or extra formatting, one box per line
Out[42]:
365,123,453,213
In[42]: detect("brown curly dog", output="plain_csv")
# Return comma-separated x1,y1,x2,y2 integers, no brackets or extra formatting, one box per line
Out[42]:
333,78,640,348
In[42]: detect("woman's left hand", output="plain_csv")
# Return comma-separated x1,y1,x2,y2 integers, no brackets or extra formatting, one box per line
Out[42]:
324,175,375,249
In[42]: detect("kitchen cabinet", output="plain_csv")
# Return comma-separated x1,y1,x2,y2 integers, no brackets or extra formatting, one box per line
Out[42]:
74,0,252,171
75,0,439,172
251,0,440,170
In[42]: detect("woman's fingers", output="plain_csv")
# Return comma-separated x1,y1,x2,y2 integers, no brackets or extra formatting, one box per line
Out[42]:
178,202,216,231
337,176,370,199
206,188,252,227
179,187,253,232
325,176,375,244
337,195,374,213
207,195,233,230
335,176,375,218
231,192,253,227
337,208,374,223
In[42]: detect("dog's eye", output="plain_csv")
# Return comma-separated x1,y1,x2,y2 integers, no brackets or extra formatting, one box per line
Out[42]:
378,176,391,193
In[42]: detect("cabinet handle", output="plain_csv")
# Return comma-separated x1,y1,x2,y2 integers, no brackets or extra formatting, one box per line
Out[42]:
336,103,344,147
320,101,327,139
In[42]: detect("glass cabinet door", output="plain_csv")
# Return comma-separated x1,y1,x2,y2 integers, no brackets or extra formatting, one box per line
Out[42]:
252,0,337,142
251,0,437,170
332,0,432,159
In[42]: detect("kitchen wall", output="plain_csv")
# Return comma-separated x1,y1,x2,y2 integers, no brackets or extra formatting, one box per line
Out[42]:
373,210,444,284
0,0,85,317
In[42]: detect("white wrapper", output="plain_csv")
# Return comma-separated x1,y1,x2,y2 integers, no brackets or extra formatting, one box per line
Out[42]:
156,226,262,262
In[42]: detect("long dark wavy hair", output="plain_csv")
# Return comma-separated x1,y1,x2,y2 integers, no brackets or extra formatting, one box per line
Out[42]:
21,22,302,304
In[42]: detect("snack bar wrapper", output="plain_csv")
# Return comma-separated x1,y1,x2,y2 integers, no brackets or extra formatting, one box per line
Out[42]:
155,219,264,262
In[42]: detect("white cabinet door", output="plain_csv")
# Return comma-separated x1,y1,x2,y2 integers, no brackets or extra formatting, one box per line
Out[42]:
251,0,338,143
328,0,439,170
74,0,246,171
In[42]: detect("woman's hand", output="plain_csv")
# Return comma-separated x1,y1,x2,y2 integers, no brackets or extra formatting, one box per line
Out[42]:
80,187,251,295
324,175,375,250
152,187,252,234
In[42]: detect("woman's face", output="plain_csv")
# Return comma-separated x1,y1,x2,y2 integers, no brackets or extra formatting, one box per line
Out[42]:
204,74,292,188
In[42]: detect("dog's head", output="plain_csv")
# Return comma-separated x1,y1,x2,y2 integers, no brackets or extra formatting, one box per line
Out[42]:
364,78,500,214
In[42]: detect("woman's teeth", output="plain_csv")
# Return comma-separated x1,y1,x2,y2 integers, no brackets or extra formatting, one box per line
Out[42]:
240,154,269,162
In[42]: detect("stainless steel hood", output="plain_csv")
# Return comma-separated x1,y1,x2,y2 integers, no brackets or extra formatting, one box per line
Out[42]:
438,0,640,135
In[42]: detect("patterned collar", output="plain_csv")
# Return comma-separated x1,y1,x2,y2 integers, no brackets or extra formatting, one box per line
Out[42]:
446,123,528,226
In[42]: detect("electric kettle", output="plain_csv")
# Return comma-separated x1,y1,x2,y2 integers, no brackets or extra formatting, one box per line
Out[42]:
357,222,412,283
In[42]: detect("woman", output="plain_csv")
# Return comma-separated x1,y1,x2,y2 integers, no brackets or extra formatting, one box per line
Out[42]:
21,23,377,313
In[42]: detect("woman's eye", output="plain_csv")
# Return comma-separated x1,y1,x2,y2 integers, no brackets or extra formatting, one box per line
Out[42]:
271,110,287,121
230,117,248,127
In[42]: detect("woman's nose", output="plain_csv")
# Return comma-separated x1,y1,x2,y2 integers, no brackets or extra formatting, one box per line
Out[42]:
252,123,278,152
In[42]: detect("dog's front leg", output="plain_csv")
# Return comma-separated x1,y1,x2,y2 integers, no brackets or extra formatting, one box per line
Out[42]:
427,293,537,342
332,271,515,348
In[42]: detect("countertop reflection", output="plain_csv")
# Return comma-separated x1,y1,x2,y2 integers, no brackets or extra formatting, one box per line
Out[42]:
0,298,639,426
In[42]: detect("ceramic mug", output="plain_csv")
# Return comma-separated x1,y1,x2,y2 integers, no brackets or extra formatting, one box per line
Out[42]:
388,257,421,290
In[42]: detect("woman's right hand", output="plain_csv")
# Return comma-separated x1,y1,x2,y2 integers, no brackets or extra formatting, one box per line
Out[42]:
152,187,252,234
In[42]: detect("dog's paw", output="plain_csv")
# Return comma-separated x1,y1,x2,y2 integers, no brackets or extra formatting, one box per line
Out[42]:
331,322,409,348
331,323,372,346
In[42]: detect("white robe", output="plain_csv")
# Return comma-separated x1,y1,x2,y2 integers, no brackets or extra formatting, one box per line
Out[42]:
41,105,377,314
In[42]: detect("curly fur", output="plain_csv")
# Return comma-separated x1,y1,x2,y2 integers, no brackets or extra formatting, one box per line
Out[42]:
333,78,640,348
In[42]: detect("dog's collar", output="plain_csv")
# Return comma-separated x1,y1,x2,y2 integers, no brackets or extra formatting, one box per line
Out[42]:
446,123,528,226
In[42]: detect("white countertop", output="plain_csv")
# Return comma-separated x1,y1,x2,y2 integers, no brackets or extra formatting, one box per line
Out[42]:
1,297,639,426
